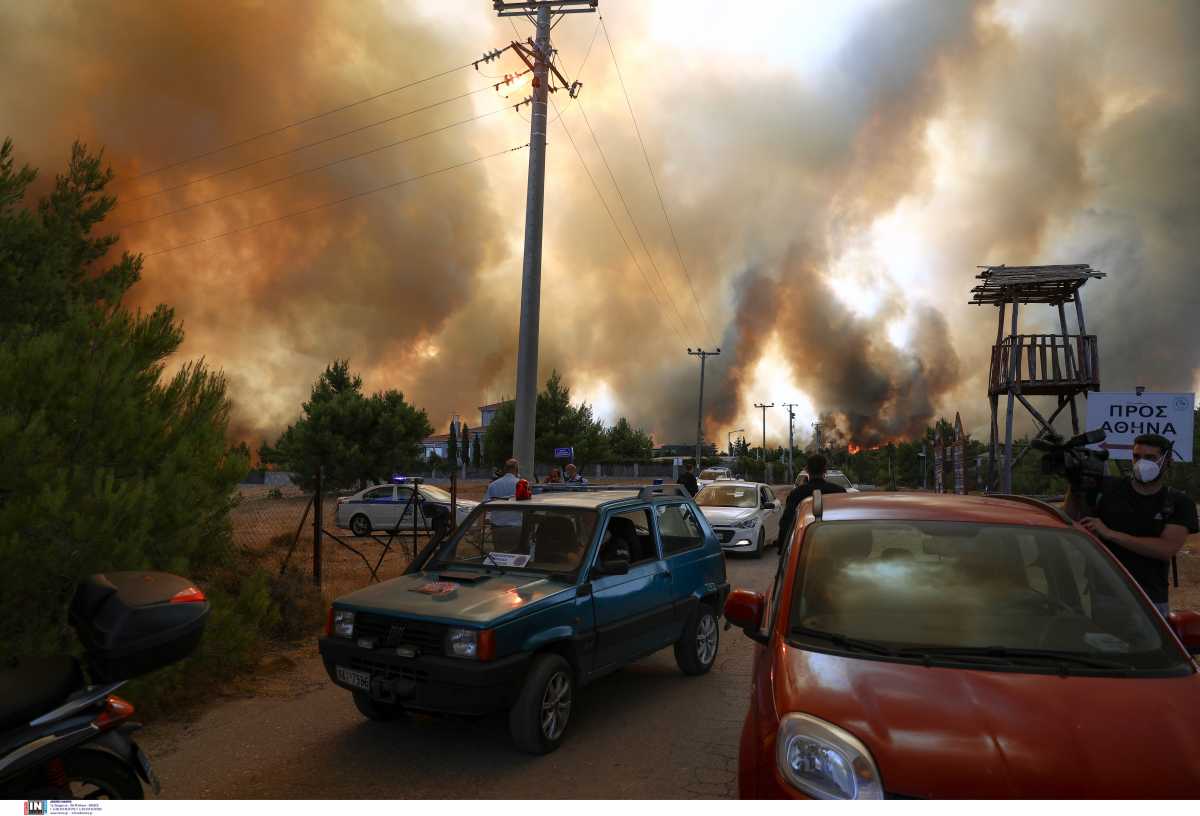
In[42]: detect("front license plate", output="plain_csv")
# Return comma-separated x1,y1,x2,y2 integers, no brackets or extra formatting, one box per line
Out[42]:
336,665,371,691
135,745,161,795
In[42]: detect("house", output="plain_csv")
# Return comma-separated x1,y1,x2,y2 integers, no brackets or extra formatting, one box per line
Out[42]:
420,401,512,462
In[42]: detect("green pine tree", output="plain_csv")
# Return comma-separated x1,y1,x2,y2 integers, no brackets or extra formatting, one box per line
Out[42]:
0,139,249,655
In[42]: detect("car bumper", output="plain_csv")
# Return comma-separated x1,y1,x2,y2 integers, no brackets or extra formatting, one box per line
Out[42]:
715,524,761,551
318,636,530,715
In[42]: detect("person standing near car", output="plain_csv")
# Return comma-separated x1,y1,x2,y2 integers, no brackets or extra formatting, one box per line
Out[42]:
678,461,699,496
485,459,523,550
563,463,587,485
1075,434,1198,617
776,454,846,548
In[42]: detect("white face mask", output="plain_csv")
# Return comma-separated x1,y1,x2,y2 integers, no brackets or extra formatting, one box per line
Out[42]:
1133,456,1163,484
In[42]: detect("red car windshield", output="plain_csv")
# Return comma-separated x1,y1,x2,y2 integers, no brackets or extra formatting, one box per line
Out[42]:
788,521,1189,674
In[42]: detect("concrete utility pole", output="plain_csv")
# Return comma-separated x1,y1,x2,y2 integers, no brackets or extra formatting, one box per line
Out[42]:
812,421,823,453
688,348,720,465
496,0,597,477
754,403,774,462
783,403,798,483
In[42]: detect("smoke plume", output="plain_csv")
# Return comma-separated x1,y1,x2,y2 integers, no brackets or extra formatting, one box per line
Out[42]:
2,0,1197,453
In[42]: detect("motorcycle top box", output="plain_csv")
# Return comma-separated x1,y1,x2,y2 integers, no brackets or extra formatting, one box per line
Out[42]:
69,572,210,682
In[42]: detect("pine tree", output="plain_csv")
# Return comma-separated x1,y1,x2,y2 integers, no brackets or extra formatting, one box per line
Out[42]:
0,139,248,654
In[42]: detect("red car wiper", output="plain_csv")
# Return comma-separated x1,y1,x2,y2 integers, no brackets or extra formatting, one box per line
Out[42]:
789,626,895,656
895,645,1132,673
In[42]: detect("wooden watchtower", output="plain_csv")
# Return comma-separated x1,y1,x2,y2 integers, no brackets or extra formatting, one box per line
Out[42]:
969,264,1106,493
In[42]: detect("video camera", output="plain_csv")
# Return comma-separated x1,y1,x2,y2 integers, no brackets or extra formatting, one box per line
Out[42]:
1031,428,1109,493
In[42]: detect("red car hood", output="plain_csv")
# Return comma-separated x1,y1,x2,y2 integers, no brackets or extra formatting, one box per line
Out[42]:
773,644,1200,798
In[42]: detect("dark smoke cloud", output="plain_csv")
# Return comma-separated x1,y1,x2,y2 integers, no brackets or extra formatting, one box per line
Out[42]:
3,0,1196,454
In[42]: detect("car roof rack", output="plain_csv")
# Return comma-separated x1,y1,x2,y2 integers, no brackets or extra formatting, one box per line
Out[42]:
987,493,1073,525
528,483,691,501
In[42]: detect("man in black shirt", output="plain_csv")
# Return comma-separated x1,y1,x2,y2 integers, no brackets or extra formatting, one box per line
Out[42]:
776,454,847,548
677,462,699,497
1077,434,1198,616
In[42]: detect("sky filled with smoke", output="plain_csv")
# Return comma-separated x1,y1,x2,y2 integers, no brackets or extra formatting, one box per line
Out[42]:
2,0,1198,452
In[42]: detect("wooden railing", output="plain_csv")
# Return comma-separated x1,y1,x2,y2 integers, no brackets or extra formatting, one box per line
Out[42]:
989,334,1099,395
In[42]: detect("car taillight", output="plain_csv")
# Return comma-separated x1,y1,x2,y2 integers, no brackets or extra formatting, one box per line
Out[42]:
170,586,206,604
93,696,135,731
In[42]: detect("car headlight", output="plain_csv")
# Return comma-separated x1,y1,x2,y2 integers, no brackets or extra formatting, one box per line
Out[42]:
333,609,355,639
776,713,883,799
733,517,759,528
446,627,478,658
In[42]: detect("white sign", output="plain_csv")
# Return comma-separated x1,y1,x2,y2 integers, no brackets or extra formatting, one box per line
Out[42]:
1084,391,1194,462
482,552,530,568
673,457,683,466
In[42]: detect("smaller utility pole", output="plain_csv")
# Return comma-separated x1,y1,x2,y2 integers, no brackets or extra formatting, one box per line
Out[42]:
783,403,798,483
688,348,720,466
812,422,823,453
754,403,775,462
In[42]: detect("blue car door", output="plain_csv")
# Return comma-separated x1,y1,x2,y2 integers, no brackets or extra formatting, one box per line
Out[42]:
587,506,674,671
656,501,713,637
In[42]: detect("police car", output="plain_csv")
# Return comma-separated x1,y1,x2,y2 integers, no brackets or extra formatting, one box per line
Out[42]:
335,477,477,537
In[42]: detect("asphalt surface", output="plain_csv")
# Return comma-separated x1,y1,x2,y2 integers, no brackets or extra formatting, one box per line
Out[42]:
141,552,777,799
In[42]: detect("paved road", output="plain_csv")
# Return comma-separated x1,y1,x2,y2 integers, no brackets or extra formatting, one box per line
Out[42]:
141,553,777,799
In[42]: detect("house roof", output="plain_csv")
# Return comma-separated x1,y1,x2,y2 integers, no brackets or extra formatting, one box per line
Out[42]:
478,400,512,411
421,434,451,444
968,264,1106,306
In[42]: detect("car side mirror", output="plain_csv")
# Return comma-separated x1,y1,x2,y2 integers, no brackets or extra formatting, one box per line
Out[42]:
724,589,767,643
1168,610,1200,655
594,558,630,577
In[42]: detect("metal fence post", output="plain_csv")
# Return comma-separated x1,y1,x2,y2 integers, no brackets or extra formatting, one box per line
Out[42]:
312,465,323,588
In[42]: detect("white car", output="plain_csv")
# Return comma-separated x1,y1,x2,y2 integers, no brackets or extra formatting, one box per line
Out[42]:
335,482,477,537
799,469,861,493
694,481,781,557
696,466,734,490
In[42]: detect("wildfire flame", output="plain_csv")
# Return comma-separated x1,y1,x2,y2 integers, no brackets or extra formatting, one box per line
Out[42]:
848,443,862,455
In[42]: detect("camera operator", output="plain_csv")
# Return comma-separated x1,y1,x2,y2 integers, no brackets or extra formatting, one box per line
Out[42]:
1074,433,1197,616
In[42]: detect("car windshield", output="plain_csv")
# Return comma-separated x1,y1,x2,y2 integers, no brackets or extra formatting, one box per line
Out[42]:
418,485,452,502
788,521,1188,674
823,472,853,489
699,469,726,480
696,484,758,508
431,505,597,578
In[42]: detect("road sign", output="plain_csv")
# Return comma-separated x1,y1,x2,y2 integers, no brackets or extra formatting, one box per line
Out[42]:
553,446,573,460
1085,391,1195,462
672,457,683,466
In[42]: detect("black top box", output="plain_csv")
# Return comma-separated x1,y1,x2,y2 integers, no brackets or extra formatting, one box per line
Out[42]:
69,572,211,682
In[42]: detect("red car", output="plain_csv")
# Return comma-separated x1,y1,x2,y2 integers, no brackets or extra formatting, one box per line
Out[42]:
725,492,1200,799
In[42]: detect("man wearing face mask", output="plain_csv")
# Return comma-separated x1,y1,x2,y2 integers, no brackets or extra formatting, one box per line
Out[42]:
1079,434,1198,616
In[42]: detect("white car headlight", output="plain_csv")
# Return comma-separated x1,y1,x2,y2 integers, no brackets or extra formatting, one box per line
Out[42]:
733,517,759,528
333,609,355,639
446,627,479,658
776,713,883,799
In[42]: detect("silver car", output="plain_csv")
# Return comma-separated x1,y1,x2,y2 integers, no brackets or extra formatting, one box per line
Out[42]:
335,482,477,537
694,481,781,557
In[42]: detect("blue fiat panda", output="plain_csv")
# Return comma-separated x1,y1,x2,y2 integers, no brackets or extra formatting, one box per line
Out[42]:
318,484,729,754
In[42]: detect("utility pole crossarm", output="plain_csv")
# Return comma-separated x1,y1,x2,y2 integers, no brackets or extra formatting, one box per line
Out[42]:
494,0,597,16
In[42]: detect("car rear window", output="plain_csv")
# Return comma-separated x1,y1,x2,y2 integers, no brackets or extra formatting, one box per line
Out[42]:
788,520,1189,674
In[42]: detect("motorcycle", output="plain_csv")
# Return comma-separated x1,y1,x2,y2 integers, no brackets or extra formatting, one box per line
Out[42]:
0,571,210,799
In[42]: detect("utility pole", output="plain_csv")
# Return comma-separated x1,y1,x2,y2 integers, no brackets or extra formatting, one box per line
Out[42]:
754,403,774,462
782,403,798,483
811,421,823,453
496,0,597,477
727,428,744,458
688,348,720,465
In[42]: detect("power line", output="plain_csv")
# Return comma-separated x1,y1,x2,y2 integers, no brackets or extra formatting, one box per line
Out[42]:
118,101,524,232
121,49,511,183
550,96,685,344
574,100,693,341
143,143,528,258
600,16,717,346
125,74,529,204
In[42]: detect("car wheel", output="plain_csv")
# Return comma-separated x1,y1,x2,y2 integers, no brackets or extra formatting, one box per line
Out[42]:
754,528,765,558
674,603,719,676
509,653,574,755
350,514,371,537
353,692,405,722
